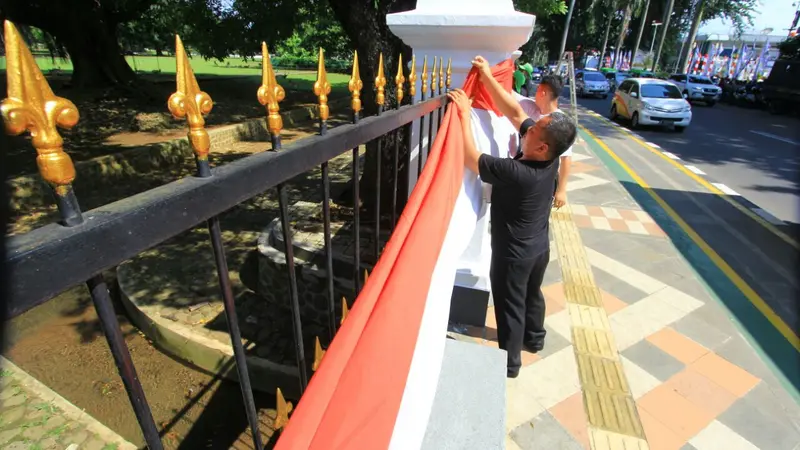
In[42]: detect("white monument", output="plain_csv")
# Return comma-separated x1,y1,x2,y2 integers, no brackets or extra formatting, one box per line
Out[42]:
388,0,536,327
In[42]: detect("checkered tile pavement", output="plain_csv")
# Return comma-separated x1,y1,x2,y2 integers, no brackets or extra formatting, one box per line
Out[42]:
446,143,800,449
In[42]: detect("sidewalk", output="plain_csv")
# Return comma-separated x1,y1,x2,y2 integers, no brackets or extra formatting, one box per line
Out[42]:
448,134,800,449
0,358,135,450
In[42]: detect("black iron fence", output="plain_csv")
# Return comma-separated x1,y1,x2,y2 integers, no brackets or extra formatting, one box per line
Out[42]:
2,20,450,449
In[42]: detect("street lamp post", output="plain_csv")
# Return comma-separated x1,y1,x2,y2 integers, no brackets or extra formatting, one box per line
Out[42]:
558,0,578,57
649,21,662,54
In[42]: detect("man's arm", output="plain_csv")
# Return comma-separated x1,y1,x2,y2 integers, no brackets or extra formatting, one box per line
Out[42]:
461,110,482,174
473,56,528,130
553,154,572,209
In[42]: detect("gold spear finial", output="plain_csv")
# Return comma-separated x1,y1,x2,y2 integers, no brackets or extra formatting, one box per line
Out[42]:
349,51,363,113
364,269,370,284
167,35,213,161
257,42,285,136
421,56,428,96
375,53,387,106
1,20,79,187
439,57,445,91
341,296,349,325
395,54,405,105
312,336,326,371
274,388,294,430
430,57,438,95
409,54,417,99
314,48,332,122
446,58,452,90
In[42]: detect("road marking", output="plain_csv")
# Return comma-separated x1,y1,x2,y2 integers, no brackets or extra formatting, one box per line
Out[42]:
749,130,800,146
752,208,784,226
685,165,706,175
644,141,661,148
711,183,740,196
661,151,681,160
580,125,800,353
579,109,800,250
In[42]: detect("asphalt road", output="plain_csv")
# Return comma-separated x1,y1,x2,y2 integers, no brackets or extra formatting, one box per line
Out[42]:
574,93,800,226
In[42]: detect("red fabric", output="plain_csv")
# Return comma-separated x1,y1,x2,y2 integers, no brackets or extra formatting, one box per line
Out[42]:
462,59,515,115
275,58,512,450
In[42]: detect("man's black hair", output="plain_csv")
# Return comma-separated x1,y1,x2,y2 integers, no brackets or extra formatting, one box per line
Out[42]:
543,111,577,159
540,75,564,100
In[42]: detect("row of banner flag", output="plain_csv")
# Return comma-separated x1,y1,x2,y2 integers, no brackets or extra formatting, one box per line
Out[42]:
596,39,774,81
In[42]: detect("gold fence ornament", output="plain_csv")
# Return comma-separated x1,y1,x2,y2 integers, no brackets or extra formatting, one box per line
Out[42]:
314,48,332,122
409,55,417,99
439,57,445,91
341,296,349,325
312,336,326,372
349,51,363,113
430,57,438,95
446,58,452,90
395,54,405,105
364,269,370,284
375,53,386,106
1,20,79,187
274,388,294,430
257,42,286,136
421,56,428,97
167,35,213,161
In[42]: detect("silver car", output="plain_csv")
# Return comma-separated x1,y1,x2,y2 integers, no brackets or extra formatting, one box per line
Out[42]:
576,71,610,98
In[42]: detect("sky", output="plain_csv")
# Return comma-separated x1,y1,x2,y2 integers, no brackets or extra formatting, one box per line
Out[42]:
700,0,798,35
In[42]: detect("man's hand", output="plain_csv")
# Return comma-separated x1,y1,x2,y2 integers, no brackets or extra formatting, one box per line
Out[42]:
447,89,472,117
471,56,492,79
553,189,567,209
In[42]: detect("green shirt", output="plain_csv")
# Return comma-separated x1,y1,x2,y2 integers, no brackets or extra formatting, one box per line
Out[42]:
513,70,526,93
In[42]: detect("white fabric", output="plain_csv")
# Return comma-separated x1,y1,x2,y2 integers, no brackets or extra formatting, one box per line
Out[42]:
389,107,510,449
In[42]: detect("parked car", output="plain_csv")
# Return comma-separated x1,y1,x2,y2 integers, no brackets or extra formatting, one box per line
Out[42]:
610,78,692,132
668,73,722,106
576,70,610,98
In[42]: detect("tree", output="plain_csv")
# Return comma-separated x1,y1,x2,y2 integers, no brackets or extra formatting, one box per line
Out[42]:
0,0,155,88
630,0,650,66
677,0,756,72
611,0,644,67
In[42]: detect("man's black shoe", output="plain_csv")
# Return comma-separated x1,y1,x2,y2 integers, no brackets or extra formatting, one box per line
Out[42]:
507,368,520,378
523,341,544,353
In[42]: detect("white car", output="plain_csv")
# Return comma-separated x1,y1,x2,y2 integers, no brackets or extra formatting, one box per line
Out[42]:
610,78,692,132
668,74,722,106
576,70,610,98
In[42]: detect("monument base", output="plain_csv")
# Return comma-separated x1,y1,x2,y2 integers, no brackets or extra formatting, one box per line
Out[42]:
422,338,506,449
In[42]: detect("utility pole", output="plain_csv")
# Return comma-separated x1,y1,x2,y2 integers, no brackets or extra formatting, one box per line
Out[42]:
649,21,663,54
652,0,675,72
559,0,578,57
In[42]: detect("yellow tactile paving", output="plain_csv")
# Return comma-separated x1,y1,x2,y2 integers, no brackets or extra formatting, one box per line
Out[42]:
551,202,649,449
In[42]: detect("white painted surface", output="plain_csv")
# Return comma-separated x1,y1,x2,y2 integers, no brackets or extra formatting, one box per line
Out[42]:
749,130,800,146
752,207,784,225
690,420,761,450
644,141,661,148
662,151,681,160
685,165,706,175
712,182,740,196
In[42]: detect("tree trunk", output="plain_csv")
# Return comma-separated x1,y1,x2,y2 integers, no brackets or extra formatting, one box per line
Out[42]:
651,0,674,71
0,0,143,89
599,15,613,68
631,0,651,67
677,0,706,73
327,0,417,219
612,3,633,67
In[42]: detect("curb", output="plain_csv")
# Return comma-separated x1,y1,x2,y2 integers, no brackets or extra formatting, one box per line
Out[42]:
0,357,137,450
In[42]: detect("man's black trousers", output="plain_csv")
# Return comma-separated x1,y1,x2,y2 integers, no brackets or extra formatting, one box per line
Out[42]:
490,249,550,375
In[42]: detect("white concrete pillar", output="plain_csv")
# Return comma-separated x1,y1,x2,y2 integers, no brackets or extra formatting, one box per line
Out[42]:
388,0,535,193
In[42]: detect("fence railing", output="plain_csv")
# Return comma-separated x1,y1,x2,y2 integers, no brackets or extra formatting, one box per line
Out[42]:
2,19,452,449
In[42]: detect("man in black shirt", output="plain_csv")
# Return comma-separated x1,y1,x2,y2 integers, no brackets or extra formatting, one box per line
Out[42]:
447,56,577,378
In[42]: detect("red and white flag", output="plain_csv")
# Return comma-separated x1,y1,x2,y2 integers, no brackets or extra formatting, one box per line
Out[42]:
275,60,516,450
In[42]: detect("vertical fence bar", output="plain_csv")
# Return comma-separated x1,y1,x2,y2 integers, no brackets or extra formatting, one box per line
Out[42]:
258,42,308,392
349,52,364,296
374,54,386,261
438,57,445,128
314,48,337,340
426,57,437,160
0,21,163,450
392,54,405,229
407,55,417,196
418,56,428,178
167,35,266,449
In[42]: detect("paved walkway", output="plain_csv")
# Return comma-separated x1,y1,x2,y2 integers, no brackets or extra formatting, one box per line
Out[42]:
449,130,800,449
0,358,135,450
